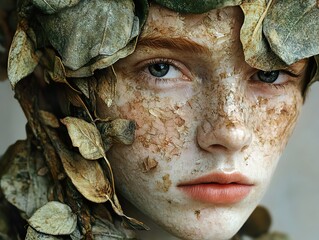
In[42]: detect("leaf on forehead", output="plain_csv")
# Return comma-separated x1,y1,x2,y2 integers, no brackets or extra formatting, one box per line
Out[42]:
59,149,113,203
240,0,287,71
154,0,242,13
31,0,81,14
7,26,42,87
61,117,105,160
28,201,77,235
37,0,139,71
65,33,138,78
263,0,319,65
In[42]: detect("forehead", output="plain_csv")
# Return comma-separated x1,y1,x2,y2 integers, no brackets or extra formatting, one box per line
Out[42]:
140,4,243,43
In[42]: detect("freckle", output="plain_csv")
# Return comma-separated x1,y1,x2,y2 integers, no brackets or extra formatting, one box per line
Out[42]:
194,210,201,220
174,116,185,127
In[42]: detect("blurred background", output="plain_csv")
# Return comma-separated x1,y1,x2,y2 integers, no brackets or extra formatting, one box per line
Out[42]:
0,79,318,239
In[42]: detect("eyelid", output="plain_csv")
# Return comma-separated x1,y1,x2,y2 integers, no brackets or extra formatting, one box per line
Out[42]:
137,58,193,81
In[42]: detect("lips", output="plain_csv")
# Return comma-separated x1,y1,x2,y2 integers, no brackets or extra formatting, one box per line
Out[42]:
178,172,254,204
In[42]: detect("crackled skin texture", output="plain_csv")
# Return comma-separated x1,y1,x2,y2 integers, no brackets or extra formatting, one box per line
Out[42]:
96,5,308,240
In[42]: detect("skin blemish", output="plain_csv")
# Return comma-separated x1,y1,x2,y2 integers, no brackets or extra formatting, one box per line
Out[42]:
156,174,172,192
194,210,201,220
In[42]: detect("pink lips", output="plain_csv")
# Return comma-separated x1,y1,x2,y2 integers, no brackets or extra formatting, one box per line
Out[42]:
178,172,253,204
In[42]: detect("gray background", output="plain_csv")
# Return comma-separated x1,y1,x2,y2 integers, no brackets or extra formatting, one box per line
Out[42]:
1,80,318,239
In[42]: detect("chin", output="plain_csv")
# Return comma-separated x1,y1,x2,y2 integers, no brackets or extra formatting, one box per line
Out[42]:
149,202,256,240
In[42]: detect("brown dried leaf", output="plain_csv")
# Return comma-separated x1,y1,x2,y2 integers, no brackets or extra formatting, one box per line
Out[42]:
8,26,42,87
71,78,90,99
28,201,77,235
61,117,104,160
39,110,60,128
59,150,112,203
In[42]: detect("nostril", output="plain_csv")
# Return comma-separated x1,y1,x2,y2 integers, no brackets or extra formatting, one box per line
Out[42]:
208,144,228,152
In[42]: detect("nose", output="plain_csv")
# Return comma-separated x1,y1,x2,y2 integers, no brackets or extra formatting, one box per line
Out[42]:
197,119,252,153
196,77,252,154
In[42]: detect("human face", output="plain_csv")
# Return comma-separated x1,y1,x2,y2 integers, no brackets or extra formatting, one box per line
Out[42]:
96,5,308,240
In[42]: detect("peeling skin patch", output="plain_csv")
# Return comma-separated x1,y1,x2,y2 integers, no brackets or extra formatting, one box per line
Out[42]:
156,174,172,192
142,156,158,172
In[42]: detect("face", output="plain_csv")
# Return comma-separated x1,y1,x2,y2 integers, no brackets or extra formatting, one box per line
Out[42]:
96,5,308,240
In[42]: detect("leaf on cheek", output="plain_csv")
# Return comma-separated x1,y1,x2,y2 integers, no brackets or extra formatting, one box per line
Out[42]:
61,117,105,160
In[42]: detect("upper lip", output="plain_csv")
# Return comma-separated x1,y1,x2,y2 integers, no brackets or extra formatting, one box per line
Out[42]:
178,172,254,186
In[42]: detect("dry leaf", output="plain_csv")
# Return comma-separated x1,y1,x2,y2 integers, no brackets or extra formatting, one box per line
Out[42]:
7,26,42,87
37,0,138,70
263,0,319,65
59,150,112,203
61,117,105,160
28,201,77,235
71,78,90,99
154,0,242,13
39,110,60,128
31,0,81,14
240,0,286,71
0,141,50,218
25,227,63,240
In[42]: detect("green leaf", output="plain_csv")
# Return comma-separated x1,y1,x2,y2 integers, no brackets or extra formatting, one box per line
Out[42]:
31,0,81,14
154,0,242,13
240,0,286,71
263,0,319,65
37,0,139,70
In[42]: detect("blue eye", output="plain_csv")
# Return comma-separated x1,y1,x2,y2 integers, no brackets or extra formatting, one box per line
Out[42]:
148,63,170,77
257,71,280,83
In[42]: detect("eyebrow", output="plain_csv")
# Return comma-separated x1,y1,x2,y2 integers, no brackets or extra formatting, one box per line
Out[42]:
137,36,209,55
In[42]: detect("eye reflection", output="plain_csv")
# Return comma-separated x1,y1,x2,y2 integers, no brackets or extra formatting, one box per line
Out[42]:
257,71,280,83
148,63,170,77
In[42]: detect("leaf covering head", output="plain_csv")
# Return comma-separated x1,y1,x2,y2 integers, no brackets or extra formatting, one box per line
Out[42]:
7,0,319,87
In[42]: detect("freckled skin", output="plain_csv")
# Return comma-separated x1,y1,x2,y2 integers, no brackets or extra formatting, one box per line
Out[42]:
95,5,307,240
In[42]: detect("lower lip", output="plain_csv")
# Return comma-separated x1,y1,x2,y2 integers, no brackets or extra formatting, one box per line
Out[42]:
179,183,253,204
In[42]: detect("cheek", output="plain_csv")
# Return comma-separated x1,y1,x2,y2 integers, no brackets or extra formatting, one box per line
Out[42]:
251,93,302,156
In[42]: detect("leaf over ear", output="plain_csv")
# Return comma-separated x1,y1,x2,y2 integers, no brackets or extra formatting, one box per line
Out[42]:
28,201,77,235
61,117,105,160
263,0,319,65
8,26,42,87
240,0,286,71
59,150,112,203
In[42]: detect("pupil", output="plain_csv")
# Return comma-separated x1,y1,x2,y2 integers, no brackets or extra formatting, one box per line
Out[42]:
257,71,279,83
149,63,170,77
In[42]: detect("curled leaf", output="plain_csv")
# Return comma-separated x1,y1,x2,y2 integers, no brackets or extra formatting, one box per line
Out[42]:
28,201,77,235
8,26,42,87
263,0,319,65
61,117,105,160
59,150,112,203
240,0,286,71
